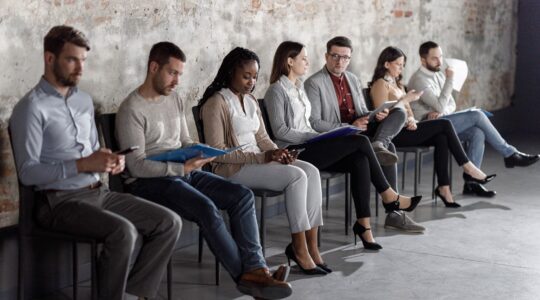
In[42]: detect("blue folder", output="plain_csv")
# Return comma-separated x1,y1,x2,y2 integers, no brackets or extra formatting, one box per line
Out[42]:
307,126,361,144
147,144,245,163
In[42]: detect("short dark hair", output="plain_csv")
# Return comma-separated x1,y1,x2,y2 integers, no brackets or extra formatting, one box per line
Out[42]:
148,42,186,69
419,41,439,58
326,36,353,53
44,25,90,56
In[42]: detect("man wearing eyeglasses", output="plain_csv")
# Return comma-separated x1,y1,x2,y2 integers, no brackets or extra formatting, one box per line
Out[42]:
305,36,406,166
305,36,425,233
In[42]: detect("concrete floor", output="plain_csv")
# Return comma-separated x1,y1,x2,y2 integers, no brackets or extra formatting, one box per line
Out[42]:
43,135,540,300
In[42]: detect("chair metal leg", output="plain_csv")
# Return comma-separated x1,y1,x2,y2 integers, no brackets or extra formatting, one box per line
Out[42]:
448,151,453,189
375,192,379,217
260,195,266,256
418,153,423,183
344,174,350,235
432,157,437,200
401,152,407,191
325,178,330,210
414,152,419,196
167,259,172,300
91,242,98,300
349,185,353,227
73,242,78,300
18,234,24,300
198,229,203,263
215,257,220,286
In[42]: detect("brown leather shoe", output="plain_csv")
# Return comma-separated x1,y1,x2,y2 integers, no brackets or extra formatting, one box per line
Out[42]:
237,267,293,299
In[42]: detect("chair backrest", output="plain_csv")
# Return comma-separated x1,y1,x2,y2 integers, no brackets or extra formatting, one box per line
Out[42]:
191,105,214,173
95,113,120,152
95,113,124,192
257,98,276,140
191,105,205,143
362,88,375,110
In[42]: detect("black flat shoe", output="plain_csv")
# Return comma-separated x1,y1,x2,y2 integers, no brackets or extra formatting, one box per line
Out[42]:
434,186,461,208
316,263,333,273
463,182,496,198
352,222,382,250
463,173,496,184
284,244,327,275
382,195,422,213
504,152,540,168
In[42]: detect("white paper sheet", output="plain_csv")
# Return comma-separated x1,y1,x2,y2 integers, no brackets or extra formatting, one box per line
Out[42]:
444,58,468,92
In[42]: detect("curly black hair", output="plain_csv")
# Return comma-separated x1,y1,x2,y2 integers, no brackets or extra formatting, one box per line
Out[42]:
199,47,260,107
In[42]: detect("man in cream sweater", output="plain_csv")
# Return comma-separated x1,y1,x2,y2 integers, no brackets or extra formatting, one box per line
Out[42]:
409,41,539,198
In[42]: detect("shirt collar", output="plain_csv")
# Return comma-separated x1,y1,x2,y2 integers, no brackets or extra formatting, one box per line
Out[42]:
38,76,79,98
326,67,344,82
279,75,303,90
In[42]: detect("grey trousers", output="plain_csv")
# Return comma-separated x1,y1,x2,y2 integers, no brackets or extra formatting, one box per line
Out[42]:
229,160,323,233
367,108,407,148
37,185,182,300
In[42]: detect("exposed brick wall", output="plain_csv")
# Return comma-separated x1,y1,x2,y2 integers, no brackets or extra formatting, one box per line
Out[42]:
0,97,20,228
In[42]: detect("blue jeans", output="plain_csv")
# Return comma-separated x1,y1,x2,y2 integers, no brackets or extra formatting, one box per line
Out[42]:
129,171,266,281
442,110,516,167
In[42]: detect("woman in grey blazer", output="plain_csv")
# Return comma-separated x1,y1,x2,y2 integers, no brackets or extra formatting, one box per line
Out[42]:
264,41,422,250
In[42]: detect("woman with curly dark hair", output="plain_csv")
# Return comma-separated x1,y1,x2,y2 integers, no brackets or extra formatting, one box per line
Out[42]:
200,47,329,275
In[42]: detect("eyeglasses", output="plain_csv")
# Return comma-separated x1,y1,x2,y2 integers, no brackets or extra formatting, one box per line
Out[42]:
328,53,351,62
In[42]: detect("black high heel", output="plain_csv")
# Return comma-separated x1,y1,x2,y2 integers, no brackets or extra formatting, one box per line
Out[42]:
434,186,461,208
382,195,422,213
285,244,327,275
463,173,496,185
316,263,333,273
352,222,382,250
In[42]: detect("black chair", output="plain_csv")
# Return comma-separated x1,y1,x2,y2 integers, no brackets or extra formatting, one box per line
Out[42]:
192,105,287,253
95,114,186,292
256,99,355,235
9,128,98,300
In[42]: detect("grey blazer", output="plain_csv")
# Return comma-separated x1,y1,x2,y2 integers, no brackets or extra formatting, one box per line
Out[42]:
264,79,320,148
304,66,369,132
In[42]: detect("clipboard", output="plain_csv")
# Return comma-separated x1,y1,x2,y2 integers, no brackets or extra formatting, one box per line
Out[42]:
368,100,398,121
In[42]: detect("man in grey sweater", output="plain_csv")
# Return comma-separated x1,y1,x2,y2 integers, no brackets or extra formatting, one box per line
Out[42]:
305,36,425,233
409,41,539,197
115,42,292,300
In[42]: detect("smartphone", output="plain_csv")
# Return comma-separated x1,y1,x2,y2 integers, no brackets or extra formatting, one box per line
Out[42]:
289,148,305,158
115,146,139,155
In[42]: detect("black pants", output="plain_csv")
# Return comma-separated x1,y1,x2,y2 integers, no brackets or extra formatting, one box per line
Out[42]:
290,134,391,219
392,119,470,186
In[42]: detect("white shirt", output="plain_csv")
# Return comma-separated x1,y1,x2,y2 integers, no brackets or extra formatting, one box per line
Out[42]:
219,88,262,153
278,75,316,133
